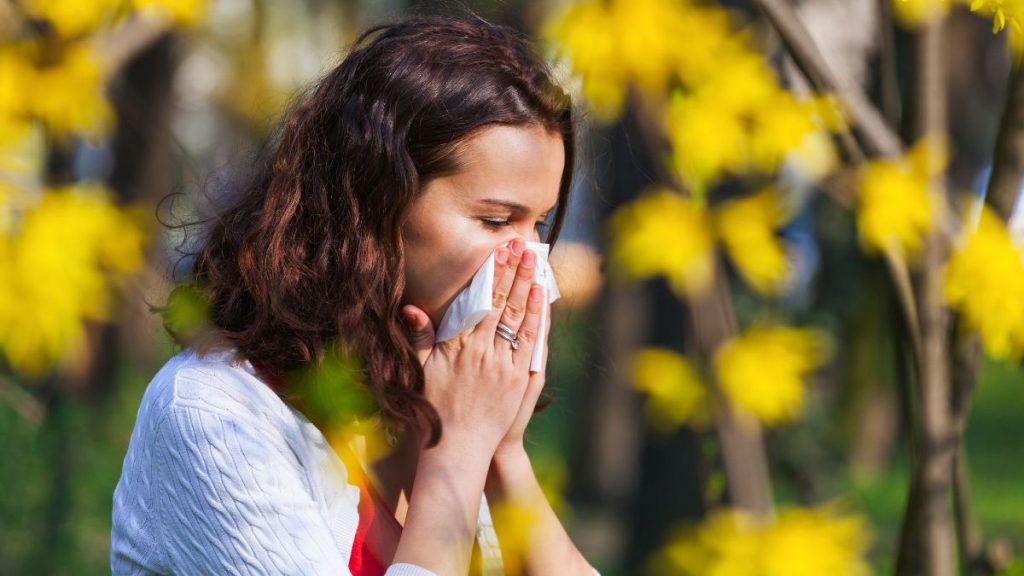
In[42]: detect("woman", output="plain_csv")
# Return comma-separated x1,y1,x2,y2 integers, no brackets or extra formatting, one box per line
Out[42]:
111,13,599,576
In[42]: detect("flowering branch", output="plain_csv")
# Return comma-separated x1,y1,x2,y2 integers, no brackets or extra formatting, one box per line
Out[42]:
749,0,902,157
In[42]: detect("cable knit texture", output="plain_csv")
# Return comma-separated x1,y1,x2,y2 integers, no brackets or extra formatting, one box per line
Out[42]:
110,348,502,576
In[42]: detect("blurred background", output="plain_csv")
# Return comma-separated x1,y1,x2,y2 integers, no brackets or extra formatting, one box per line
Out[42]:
1,0,1023,574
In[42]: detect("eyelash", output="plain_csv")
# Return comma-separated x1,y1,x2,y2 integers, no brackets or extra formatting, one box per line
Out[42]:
481,218,550,230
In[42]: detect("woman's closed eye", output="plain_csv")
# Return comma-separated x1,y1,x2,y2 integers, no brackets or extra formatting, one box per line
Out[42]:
480,217,549,231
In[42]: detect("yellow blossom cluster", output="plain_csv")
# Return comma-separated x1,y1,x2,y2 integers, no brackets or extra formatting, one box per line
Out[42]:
541,0,740,120
23,0,209,36
713,326,831,425
0,185,146,376
0,44,114,139
715,188,793,296
607,189,716,298
892,0,955,26
631,325,828,429
665,59,842,194
896,0,1024,54
2,0,209,141
544,0,843,193
608,188,794,299
856,136,946,260
632,347,709,431
944,205,1024,360
133,0,210,27
652,504,872,576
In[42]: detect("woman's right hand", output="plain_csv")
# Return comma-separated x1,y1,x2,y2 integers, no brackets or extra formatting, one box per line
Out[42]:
400,238,544,457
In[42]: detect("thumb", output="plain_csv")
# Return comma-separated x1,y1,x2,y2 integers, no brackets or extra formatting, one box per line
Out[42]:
401,305,435,365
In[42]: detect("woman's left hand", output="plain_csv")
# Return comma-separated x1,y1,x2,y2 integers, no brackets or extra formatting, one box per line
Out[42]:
489,244,552,462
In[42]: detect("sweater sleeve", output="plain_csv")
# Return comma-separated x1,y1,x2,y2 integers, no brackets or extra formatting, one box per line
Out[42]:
151,402,438,576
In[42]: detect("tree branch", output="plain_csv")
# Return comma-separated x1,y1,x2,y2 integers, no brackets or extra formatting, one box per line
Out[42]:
750,0,903,157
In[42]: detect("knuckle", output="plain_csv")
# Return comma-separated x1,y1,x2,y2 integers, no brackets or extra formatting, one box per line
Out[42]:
517,325,538,345
492,292,508,309
503,301,525,321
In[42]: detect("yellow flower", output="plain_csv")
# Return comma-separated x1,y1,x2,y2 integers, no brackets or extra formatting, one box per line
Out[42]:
666,56,838,192
944,205,1024,359
749,91,835,178
761,506,873,576
490,500,539,575
856,136,946,258
632,348,709,431
672,6,748,88
541,1,626,121
969,0,1023,33
607,189,716,298
715,188,792,295
24,0,122,38
893,0,954,27
652,509,762,576
610,0,690,93
0,48,32,128
652,505,871,576
543,0,750,121
666,89,748,195
133,0,209,27
714,326,830,425
0,185,146,376
28,44,113,138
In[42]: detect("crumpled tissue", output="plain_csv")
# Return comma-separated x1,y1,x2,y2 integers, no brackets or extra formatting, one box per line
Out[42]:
434,241,560,372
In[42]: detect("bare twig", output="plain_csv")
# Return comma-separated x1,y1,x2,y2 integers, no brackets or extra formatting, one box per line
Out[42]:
0,374,46,425
688,258,775,518
986,59,1024,222
97,15,173,78
749,0,903,157
876,0,902,129
760,0,926,392
896,17,957,576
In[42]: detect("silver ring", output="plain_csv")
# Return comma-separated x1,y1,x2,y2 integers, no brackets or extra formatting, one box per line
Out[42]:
495,322,520,350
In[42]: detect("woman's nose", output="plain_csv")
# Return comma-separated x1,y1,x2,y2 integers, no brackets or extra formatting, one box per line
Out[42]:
512,225,540,244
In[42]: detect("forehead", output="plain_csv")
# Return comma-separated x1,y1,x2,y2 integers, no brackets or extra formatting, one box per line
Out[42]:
443,124,564,211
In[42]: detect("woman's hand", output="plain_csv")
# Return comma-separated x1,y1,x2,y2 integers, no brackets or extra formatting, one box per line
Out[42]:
400,238,545,458
488,240,551,462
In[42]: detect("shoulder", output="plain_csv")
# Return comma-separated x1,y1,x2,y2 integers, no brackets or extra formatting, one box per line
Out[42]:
138,347,294,430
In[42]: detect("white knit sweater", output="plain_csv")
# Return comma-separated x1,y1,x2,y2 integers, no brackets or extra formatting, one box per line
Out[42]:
110,348,505,575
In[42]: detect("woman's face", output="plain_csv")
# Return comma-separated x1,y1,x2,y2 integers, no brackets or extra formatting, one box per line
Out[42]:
401,123,565,329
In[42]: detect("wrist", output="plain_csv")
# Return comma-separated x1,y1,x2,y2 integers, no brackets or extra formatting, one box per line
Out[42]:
485,447,534,501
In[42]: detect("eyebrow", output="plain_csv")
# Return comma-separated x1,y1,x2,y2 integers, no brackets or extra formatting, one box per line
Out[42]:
478,198,558,216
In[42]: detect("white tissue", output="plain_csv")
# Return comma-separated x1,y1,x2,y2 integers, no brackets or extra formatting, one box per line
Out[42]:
435,241,560,372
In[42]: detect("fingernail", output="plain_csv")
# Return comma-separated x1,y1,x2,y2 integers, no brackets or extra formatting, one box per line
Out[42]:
530,284,542,301
511,240,524,256
522,250,536,267
496,248,508,265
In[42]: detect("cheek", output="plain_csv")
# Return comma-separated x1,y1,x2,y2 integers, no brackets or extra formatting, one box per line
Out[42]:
403,221,498,301
445,233,501,288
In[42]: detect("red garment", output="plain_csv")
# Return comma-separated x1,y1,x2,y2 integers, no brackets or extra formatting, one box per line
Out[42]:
344,447,404,575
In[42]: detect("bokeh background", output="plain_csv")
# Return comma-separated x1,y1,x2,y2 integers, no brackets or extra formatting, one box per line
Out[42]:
1,0,1023,574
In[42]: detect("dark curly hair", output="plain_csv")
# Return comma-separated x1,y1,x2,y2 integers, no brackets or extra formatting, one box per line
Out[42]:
169,14,577,447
